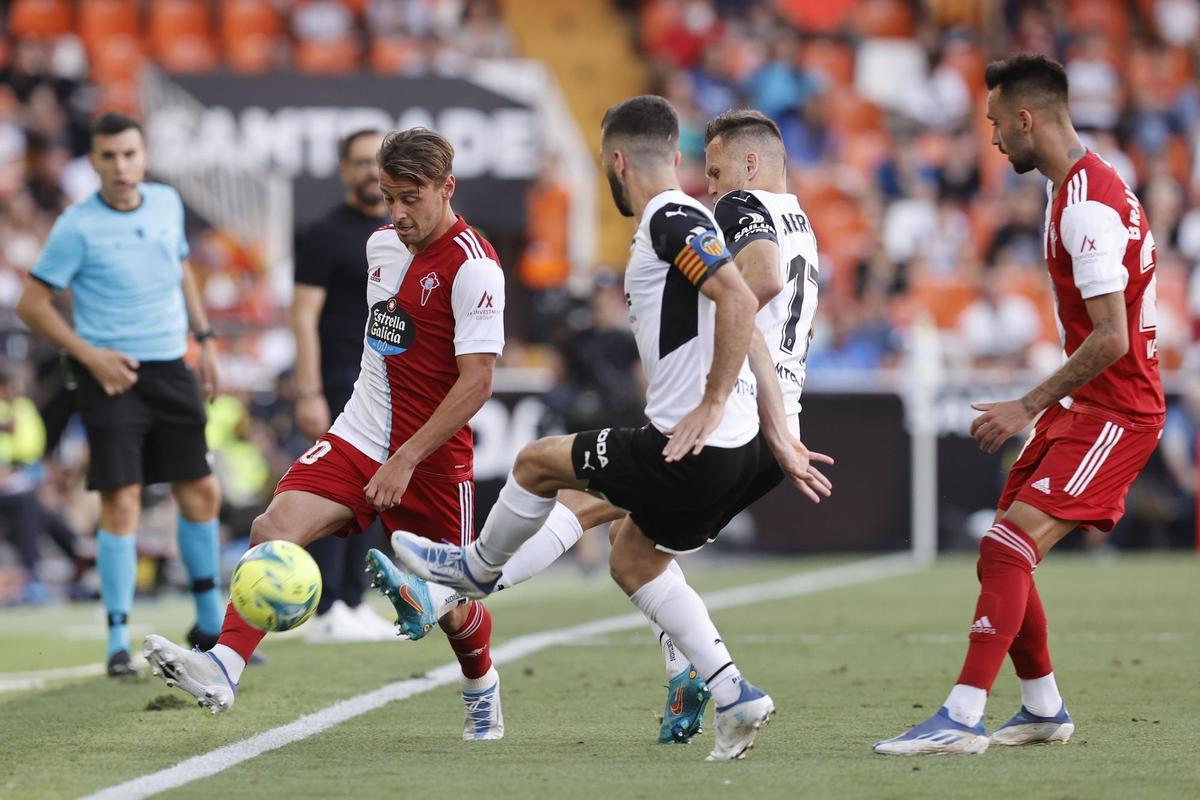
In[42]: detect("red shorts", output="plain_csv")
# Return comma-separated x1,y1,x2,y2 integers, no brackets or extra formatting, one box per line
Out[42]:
998,403,1162,531
276,434,475,545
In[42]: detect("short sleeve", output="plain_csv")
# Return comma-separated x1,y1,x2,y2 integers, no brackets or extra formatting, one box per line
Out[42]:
1059,200,1130,299
648,203,732,288
713,191,777,256
451,259,505,355
293,221,333,288
30,213,86,291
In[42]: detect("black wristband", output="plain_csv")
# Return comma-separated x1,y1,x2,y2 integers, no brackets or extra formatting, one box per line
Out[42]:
194,330,216,343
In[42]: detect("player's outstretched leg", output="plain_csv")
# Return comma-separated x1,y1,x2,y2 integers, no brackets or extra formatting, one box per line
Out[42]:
875,519,1042,755
365,548,471,640
612,521,773,761
991,580,1074,745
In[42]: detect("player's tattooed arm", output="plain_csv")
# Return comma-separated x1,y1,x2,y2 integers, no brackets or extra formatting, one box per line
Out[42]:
970,291,1128,454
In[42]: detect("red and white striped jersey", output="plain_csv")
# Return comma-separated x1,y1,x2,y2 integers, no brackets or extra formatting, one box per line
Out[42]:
329,216,505,475
1044,151,1164,426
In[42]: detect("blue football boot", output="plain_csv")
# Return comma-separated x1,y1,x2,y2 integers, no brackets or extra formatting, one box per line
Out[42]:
873,706,989,756
365,548,437,641
390,531,498,598
990,704,1074,746
658,665,711,744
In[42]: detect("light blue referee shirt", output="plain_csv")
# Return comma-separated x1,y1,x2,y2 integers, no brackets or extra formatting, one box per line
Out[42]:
31,182,191,361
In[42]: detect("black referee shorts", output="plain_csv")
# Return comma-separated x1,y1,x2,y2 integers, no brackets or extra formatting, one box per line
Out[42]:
71,358,211,491
571,425,762,554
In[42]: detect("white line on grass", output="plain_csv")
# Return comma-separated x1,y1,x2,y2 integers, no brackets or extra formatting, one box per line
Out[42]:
80,553,918,800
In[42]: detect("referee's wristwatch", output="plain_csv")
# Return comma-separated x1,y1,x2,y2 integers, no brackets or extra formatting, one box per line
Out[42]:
194,329,216,344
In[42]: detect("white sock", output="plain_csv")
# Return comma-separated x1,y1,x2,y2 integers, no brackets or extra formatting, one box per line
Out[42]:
1020,672,1063,717
944,684,987,727
461,664,499,692
209,643,246,685
494,502,584,591
469,474,556,578
650,561,690,680
629,569,742,707
428,583,468,619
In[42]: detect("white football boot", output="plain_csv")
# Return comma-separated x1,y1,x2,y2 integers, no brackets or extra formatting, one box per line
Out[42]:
143,634,237,714
706,681,775,761
461,666,504,740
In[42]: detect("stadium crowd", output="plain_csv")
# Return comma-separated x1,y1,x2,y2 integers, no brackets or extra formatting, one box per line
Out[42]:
0,0,1198,602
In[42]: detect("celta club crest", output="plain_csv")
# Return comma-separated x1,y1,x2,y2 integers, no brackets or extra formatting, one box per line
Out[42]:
419,272,441,306
386,297,397,313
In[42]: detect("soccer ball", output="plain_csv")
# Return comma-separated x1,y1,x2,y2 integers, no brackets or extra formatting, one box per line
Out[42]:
230,541,323,633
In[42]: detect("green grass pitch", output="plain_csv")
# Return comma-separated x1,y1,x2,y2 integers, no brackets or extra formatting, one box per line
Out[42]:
1,554,1197,799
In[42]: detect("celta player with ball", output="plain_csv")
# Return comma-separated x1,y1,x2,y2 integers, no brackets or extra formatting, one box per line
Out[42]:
144,127,510,738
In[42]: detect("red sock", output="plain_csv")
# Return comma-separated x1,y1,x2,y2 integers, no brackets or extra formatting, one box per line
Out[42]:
1009,580,1053,678
215,602,266,662
445,600,493,679
956,520,1040,690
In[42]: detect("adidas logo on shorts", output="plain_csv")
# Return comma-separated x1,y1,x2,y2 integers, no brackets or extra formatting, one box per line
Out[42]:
1031,477,1051,494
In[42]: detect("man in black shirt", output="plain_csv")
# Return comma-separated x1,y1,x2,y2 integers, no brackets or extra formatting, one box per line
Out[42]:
291,129,393,642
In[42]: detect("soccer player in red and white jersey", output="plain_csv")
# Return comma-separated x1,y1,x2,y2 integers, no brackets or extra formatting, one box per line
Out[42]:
142,128,510,739
875,54,1164,755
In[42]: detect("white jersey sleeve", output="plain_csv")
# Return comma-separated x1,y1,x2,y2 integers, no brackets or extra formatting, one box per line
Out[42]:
451,258,506,355
1060,200,1130,299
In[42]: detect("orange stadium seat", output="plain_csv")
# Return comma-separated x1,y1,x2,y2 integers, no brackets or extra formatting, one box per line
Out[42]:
853,0,916,38
89,33,143,86
801,38,854,89
1067,0,1131,43
9,0,73,38
158,34,220,73
369,36,421,74
78,0,140,56
774,0,856,34
910,275,981,329
150,0,210,47
295,37,361,74
220,0,282,45
225,33,279,74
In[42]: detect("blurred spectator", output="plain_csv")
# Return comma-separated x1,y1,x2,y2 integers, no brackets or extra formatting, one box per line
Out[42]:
1161,377,1199,502
0,366,79,603
984,180,1043,269
955,271,1041,369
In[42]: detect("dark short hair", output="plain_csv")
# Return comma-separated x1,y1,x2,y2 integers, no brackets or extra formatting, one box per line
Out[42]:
377,127,454,185
984,53,1069,107
703,109,783,148
338,128,383,162
90,112,143,147
600,95,678,159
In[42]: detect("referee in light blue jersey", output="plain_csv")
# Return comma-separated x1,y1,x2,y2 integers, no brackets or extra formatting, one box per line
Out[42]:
16,113,225,678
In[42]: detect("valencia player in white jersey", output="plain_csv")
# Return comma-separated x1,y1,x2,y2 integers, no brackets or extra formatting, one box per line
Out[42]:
389,95,832,761
705,110,820,431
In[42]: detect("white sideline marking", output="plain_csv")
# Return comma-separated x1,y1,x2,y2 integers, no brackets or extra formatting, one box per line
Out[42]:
80,554,917,800
0,659,149,694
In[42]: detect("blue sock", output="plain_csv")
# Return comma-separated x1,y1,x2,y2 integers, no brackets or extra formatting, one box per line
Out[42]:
97,530,137,658
178,516,222,635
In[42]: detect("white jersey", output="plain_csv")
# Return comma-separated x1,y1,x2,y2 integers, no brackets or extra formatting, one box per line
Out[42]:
714,189,819,417
625,190,758,448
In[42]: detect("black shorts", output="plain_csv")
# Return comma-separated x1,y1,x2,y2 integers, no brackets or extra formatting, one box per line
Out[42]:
571,425,763,554
72,358,211,491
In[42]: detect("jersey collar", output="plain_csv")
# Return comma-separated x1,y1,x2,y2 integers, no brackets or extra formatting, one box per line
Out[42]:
419,214,471,258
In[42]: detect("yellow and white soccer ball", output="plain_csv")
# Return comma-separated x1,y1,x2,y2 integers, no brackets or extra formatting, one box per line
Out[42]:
230,540,323,633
